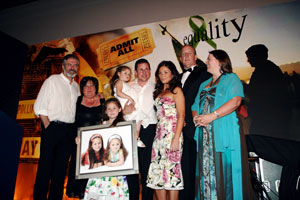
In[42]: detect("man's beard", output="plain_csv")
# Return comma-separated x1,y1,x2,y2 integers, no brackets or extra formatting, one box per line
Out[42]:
64,67,77,78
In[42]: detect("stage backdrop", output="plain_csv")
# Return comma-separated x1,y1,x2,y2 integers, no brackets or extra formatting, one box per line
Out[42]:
14,1,299,199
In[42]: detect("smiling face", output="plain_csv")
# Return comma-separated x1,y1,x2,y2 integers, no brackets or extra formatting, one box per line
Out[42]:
109,138,121,153
135,62,151,85
118,68,131,82
91,137,102,152
180,45,197,69
62,57,79,79
158,66,173,85
83,80,96,98
105,102,121,121
205,53,220,75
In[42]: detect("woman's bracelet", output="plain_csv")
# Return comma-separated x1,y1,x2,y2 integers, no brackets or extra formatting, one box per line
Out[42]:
193,115,198,124
213,111,220,118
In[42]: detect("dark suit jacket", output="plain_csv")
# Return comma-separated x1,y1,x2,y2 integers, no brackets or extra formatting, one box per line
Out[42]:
180,62,210,139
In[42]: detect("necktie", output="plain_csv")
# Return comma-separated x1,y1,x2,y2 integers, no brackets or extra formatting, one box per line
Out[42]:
183,68,192,73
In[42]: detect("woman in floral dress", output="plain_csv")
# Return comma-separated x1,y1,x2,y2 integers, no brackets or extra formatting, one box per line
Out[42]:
147,61,185,200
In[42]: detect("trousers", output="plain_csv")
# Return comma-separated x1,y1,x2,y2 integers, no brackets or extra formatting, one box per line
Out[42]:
33,121,75,200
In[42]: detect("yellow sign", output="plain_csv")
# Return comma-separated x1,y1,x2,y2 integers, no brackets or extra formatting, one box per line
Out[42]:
20,137,40,159
74,52,105,94
17,99,37,120
97,28,156,70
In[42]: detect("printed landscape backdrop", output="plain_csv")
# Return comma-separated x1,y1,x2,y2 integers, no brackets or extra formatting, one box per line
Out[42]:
14,1,300,199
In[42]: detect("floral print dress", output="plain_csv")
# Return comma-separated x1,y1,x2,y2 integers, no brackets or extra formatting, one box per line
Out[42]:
146,97,184,190
84,176,129,200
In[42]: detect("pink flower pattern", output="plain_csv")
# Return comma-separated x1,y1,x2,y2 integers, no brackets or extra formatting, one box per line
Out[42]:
166,114,174,121
156,125,163,140
163,169,168,183
173,163,182,178
168,151,180,163
171,121,177,133
151,148,156,160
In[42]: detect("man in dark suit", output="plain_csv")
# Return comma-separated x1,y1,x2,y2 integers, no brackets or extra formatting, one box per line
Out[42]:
179,45,210,200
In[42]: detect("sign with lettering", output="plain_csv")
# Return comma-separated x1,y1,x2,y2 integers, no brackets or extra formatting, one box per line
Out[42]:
97,28,155,70
17,99,37,120
20,137,40,159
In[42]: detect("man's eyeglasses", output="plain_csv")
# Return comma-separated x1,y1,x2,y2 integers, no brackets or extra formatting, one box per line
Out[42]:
64,63,79,67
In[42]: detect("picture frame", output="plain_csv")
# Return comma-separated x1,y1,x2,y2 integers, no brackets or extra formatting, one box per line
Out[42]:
75,121,139,179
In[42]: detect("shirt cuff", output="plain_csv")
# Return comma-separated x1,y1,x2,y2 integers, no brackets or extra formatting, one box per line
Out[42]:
34,109,48,117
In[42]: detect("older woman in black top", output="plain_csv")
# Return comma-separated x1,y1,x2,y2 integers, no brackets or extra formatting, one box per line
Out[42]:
66,76,104,199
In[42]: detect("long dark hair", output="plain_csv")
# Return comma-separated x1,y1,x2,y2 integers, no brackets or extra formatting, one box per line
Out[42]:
103,134,128,163
153,61,181,99
102,98,125,127
110,65,131,96
82,133,104,169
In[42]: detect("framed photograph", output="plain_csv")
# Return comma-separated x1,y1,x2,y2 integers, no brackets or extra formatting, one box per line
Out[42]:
75,121,139,179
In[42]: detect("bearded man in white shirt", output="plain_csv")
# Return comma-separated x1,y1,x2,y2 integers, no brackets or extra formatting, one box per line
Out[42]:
33,54,80,200
124,58,157,200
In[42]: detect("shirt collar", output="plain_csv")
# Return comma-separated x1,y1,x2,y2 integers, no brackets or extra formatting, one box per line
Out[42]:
135,79,150,88
60,73,74,84
190,65,197,71
183,65,196,73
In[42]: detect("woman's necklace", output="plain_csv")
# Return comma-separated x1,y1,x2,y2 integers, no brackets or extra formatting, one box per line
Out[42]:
210,73,223,87
83,96,98,107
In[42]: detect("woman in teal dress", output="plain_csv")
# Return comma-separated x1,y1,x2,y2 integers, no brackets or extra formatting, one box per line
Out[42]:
192,50,244,200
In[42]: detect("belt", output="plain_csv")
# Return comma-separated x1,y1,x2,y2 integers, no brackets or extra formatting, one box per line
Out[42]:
52,120,73,125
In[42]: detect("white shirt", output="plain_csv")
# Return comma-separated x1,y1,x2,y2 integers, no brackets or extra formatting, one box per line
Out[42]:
131,80,157,128
181,65,196,87
34,73,80,123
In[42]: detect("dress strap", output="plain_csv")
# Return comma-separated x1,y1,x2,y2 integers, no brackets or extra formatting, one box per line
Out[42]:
210,73,223,87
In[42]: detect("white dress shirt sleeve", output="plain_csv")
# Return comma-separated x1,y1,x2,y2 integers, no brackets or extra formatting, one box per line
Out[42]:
34,78,52,117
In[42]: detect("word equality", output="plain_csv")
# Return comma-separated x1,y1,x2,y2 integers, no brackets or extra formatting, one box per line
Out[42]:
183,15,247,44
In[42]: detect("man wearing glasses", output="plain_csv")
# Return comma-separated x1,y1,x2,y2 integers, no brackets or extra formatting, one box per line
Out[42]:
33,54,80,200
